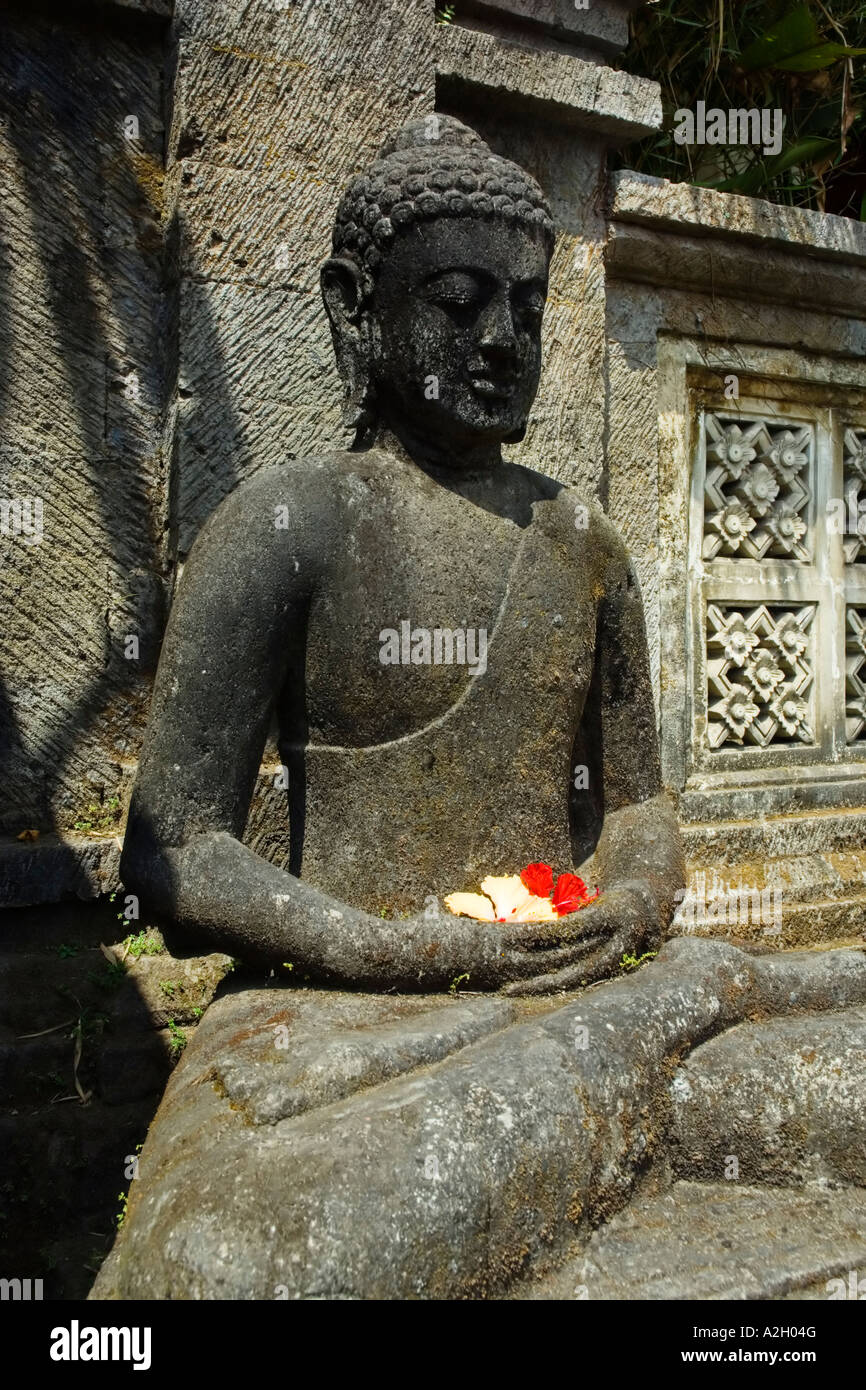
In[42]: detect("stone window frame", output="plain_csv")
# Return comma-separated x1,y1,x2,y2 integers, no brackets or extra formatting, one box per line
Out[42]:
656,336,866,815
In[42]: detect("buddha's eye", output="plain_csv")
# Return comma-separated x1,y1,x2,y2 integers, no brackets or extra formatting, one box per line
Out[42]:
423,271,485,310
515,289,546,323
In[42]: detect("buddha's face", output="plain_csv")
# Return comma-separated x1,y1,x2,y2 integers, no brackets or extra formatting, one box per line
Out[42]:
369,217,549,455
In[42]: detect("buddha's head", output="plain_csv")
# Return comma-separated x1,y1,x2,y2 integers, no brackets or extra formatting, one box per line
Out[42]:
321,115,555,462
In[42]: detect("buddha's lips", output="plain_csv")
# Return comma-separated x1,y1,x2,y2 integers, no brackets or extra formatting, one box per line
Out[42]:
469,376,516,401
465,363,518,400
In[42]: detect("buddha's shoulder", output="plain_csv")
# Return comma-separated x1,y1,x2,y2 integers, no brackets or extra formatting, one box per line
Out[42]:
193,451,372,536
521,469,632,563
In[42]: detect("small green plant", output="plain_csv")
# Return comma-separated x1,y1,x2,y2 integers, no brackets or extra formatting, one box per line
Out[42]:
620,950,658,974
167,1018,187,1057
192,1007,203,1019
122,929,164,959
116,1190,129,1229
73,795,122,834
281,961,294,971
435,3,456,23
159,980,177,997
56,942,79,958
448,972,470,995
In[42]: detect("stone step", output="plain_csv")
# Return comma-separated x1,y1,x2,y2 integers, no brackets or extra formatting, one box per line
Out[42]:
674,850,866,947
681,806,866,864
0,1028,174,1106
0,834,120,909
0,941,232,1036
512,1181,866,1300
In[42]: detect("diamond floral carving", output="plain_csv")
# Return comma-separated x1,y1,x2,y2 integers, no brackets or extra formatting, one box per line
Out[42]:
703,414,812,561
706,604,815,749
846,606,866,742
842,427,866,564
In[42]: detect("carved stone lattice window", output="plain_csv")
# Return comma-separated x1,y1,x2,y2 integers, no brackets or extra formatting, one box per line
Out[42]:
706,602,815,749
690,398,866,773
703,416,812,563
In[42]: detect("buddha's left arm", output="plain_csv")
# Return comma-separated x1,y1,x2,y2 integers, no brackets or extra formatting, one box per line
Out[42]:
589,540,685,935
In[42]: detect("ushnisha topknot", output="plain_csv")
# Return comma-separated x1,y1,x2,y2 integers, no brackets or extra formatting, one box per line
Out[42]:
332,114,555,294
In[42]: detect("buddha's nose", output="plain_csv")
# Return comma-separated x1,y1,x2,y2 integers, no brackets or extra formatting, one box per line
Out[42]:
476,294,518,359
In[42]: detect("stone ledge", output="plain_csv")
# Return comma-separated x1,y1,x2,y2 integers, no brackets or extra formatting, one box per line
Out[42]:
434,24,661,142
461,0,641,56
610,170,866,267
606,221,866,317
0,835,121,910
681,806,866,864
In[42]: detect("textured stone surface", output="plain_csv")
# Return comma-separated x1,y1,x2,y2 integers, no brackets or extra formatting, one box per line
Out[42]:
605,236,866,940
167,988,519,1124
0,8,168,840
0,834,121,909
91,937,866,1299
168,0,434,551
435,24,661,141
673,851,866,949
669,1006,866,1188
514,1181,866,1300
607,222,866,318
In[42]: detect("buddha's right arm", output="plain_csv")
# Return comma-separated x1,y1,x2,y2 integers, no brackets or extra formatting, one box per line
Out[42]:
126,826,507,988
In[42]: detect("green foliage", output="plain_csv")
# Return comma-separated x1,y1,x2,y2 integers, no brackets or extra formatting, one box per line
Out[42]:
159,980,176,997
167,1018,187,1057
90,959,127,992
122,929,164,959
618,1,866,217
73,795,122,834
619,950,658,974
435,4,456,24
56,942,79,958
448,972,470,994
116,1190,128,1229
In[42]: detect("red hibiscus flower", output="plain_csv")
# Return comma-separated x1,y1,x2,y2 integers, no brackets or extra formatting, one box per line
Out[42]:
552,872,598,917
520,862,554,899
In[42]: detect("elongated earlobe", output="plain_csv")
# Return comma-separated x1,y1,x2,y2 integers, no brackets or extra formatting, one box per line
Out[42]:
321,257,378,447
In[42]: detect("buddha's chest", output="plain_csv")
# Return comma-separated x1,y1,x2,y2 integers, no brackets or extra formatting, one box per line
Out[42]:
297,497,599,748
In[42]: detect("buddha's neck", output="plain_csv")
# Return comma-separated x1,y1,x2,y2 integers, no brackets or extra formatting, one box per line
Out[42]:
372,423,503,483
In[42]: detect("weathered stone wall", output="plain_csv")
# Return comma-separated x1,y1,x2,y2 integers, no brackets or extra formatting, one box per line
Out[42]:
0,0,170,854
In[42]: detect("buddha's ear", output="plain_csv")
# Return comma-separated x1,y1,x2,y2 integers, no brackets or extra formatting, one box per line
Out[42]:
320,256,377,444
320,256,365,328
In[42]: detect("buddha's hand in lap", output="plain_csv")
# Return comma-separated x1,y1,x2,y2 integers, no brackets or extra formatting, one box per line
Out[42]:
496,880,663,995
418,880,661,996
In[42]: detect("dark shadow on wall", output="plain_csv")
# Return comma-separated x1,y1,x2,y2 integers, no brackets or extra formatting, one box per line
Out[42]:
0,2,245,847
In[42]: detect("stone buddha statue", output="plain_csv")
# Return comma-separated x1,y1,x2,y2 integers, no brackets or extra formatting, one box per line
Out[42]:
121,115,684,995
